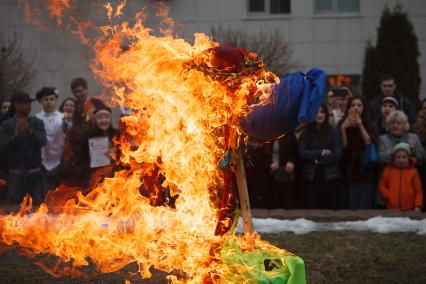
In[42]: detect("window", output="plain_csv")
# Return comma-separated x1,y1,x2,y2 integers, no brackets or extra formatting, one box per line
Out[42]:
314,0,360,14
248,0,291,16
327,74,361,94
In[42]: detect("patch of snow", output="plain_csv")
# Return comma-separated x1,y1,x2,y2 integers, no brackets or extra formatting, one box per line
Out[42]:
236,217,426,235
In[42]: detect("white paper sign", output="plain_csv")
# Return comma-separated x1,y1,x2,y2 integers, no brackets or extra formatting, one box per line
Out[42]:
89,137,111,168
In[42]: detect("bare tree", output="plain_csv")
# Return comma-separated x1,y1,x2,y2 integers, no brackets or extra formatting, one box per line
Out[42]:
0,30,36,102
211,25,300,76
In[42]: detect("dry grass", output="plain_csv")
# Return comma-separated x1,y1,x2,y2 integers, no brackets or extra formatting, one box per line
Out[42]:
0,231,425,283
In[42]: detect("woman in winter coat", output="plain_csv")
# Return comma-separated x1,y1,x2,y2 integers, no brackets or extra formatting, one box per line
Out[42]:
85,106,120,190
338,96,378,209
299,103,342,209
378,110,424,166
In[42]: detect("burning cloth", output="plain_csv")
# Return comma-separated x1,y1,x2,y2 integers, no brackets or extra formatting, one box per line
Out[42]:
0,2,327,283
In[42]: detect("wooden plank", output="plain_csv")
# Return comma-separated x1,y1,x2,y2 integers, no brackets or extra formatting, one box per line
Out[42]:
235,148,254,234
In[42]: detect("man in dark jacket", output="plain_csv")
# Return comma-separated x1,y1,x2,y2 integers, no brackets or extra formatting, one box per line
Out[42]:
0,92,47,205
369,75,416,125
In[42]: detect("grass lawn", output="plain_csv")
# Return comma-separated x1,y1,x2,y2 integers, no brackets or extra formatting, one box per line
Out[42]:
0,231,425,283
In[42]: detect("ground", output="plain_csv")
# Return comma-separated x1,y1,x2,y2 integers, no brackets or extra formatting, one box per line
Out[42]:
1,230,426,283
0,209,425,283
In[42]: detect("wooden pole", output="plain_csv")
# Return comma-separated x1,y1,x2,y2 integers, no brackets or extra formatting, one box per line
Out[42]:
235,148,254,234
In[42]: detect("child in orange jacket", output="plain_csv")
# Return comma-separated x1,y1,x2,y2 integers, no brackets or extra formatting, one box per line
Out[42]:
379,142,423,211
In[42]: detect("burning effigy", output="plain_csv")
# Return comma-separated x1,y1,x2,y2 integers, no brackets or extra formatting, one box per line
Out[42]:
0,1,326,283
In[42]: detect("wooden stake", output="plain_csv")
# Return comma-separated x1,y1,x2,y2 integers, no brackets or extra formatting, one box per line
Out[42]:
235,148,254,234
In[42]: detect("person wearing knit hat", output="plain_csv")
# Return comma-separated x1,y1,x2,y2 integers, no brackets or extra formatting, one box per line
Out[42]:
36,87,58,102
393,142,411,156
382,96,399,109
85,103,119,191
375,96,400,135
379,142,423,211
35,86,64,192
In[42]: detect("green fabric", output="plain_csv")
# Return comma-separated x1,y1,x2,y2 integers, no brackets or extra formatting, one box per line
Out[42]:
220,239,306,284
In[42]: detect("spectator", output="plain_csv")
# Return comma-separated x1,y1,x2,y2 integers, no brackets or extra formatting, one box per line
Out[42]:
326,90,335,117
59,79,107,189
299,103,342,209
36,87,65,192
0,100,13,201
86,105,120,190
70,77,105,125
1,99,10,115
411,105,426,211
411,104,426,148
329,87,351,127
339,96,378,209
0,92,46,205
0,99,13,124
378,111,424,166
59,97,76,135
245,140,271,209
70,77,89,124
379,143,423,212
418,98,426,121
268,132,298,209
376,97,399,135
369,74,416,125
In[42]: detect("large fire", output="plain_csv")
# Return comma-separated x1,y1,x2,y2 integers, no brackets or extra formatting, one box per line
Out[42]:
0,1,297,283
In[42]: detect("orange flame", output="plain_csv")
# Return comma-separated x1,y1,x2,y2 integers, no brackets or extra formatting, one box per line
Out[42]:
0,1,290,283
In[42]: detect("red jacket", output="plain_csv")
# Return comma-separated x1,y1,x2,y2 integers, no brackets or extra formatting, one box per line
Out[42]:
379,166,423,211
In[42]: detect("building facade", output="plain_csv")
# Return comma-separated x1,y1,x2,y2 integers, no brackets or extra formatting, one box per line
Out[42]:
0,0,425,113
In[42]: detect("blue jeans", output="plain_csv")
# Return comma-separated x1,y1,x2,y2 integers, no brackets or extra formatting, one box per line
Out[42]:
7,172,45,205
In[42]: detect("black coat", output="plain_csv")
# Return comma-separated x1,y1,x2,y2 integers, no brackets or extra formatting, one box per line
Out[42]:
299,126,342,182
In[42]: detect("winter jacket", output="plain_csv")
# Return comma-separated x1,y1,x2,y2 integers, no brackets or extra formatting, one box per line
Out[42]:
379,165,423,211
369,93,416,125
0,116,47,172
411,119,426,148
378,132,425,165
299,127,342,182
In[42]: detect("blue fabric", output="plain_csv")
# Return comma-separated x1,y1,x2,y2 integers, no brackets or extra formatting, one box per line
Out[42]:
242,67,327,141
362,143,378,168
298,67,327,124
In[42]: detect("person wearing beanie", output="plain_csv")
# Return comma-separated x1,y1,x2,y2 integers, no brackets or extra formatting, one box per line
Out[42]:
0,92,47,205
85,105,119,190
53,103,119,205
369,74,416,125
379,142,423,211
36,87,65,192
374,96,399,136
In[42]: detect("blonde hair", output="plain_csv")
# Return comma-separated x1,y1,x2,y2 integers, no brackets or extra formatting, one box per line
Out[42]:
385,110,410,131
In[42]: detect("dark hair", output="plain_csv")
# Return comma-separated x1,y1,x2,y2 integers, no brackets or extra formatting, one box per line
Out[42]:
381,74,395,83
421,98,426,105
338,95,378,144
59,97,77,113
70,77,88,91
301,102,334,147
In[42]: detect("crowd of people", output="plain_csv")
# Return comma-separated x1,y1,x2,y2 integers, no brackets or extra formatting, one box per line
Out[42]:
246,75,424,212
0,74,424,212
0,78,119,206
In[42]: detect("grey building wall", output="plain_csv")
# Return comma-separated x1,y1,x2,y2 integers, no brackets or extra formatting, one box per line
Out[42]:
0,0,425,115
